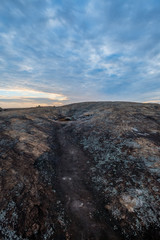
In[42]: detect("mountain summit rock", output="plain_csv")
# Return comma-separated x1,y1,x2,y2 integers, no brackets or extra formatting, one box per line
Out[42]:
0,102,159,240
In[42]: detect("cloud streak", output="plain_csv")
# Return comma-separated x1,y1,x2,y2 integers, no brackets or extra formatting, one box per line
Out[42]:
0,88,67,100
0,88,67,108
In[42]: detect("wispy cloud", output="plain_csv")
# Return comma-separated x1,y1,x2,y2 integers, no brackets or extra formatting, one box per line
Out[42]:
0,0,160,107
0,88,67,108
0,88,67,100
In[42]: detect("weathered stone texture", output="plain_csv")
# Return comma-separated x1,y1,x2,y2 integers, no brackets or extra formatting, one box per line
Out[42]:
0,102,159,239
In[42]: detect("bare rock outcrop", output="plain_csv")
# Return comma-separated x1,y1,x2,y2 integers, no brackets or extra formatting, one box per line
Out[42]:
0,102,159,239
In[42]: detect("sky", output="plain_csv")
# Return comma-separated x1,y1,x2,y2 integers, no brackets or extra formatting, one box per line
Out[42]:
0,0,160,108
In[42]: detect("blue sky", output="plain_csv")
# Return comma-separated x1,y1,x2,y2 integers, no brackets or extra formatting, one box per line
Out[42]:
0,0,160,107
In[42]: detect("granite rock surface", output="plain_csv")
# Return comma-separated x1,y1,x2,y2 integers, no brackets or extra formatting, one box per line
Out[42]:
0,102,160,240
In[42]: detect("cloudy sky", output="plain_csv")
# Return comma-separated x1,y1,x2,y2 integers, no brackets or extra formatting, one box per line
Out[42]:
0,0,160,108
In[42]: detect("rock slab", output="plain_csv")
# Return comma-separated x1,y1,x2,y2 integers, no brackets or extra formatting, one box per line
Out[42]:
0,102,160,239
